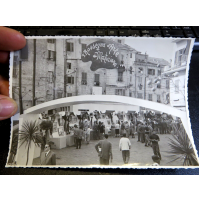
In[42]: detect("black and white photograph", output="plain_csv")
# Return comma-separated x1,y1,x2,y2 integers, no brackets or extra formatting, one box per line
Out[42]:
6,96,199,167
7,36,198,168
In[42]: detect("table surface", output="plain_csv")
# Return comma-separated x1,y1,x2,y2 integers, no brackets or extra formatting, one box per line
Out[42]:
1,51,199,175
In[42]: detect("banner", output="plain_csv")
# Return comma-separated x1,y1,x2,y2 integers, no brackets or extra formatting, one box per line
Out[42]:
81,39,121,71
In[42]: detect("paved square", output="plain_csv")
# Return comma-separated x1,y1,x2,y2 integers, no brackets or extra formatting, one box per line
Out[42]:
33,134,183,167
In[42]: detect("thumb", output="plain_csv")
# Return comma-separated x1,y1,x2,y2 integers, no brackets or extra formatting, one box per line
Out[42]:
0,95,18,120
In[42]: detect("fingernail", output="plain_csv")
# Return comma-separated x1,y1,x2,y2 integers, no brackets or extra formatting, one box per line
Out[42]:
0,98,17,117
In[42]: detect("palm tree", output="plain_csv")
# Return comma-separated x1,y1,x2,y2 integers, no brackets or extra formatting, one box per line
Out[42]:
18,120,43,165
167,124,199,166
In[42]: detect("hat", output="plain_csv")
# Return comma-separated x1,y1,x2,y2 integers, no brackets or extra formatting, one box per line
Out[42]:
85,119,87,121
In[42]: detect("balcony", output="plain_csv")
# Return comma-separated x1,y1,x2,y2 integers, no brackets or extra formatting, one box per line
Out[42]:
94,81,100,86
81,80,87,85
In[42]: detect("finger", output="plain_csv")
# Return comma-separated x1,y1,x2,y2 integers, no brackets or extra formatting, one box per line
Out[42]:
0,51,9,63
0,75,9,96
0,95,18,120
0,26,26,51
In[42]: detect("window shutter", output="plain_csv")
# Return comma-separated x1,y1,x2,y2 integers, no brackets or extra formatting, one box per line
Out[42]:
65,75,68,84
72,77,74,84
48,50,50,59
53,51,56,61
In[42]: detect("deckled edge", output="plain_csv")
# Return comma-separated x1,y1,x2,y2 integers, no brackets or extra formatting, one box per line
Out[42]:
5,36,199,169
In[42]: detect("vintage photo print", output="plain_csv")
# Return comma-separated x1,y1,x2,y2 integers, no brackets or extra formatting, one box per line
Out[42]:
7,36,198,168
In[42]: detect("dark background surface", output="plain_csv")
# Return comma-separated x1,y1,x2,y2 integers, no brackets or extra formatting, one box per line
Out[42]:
0,51,199,175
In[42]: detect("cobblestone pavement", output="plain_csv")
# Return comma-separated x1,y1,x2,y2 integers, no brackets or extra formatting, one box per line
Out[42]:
33,134,182,167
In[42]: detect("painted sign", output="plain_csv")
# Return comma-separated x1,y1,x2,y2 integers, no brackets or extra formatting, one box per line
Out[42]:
81,39,121,71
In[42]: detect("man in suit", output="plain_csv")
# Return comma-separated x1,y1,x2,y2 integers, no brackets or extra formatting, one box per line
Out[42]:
74,124,83,149
95,134,113,165
40,144,56,165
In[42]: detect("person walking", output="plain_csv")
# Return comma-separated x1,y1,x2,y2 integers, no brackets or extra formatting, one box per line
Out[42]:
115,121,120,137
83,119,89,143
145,123,153,147
95,134,113,165
120,120,125,137
111,122,115,137
137,121,145,143
130,120,135,138
149,133,161,160
74,124,83,149
99,122,105,140
119,133,131,164
93,121,99,140
125,121,130,138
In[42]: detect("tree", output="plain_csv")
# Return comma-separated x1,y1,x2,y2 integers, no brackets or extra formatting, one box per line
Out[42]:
18,120,43,165
167,124,199,166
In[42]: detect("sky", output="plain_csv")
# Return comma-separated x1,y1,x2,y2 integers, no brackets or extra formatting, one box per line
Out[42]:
125,38,175,62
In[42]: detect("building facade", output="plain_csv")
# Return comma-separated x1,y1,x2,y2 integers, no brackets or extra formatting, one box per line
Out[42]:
134,53,170,103
12,38,170,114
162,39,190,111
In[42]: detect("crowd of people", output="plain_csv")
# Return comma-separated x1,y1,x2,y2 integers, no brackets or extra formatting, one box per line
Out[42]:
70,110,183,166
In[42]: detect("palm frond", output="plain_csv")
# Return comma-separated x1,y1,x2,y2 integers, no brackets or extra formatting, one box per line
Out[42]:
167,124,199,166
16,120,42,165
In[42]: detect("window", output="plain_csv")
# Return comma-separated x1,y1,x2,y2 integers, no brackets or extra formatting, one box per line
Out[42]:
148,79,152,88
130,76,132,82
57,91,62,98
47,50,56,61
67,93,72,97
157,95,161,103
157,80,161,88
47,39,55,43
94,74,100,86
48,71,53,83
130,53,132,58
115,89,125,96
118,72,123,82
130,66,133,74
157,69,161,76
138,77,142,83
138,84,143,90
166,80,170,89
137,93,143,99
67,77,74,84
66,42,74,52
67,62,71,69
65,106,70,111
148,68,155,75
82,44,87,51
82,72,87,85
118,40,122,43
175,48,186,66
175,80,180,93
129,92,132,97
148,94,153,101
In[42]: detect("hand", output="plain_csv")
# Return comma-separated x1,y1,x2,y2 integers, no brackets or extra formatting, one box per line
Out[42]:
0,26,26,120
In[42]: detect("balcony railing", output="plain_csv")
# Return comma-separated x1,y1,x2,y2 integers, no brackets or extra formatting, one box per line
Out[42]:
94,81,100,86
